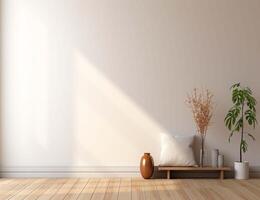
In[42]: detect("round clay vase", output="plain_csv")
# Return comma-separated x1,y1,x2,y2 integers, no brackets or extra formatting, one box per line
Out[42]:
140,153,154,179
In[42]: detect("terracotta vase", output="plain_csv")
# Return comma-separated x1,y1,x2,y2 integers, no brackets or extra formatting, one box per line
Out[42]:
140,153,154,179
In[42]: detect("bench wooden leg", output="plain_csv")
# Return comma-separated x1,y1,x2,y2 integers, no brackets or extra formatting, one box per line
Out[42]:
220,170,224,180
167,170,171,179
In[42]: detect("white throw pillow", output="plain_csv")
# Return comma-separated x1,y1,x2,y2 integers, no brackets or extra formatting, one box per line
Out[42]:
159,133,196,166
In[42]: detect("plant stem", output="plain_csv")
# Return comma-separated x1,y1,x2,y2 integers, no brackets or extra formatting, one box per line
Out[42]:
201,135,204,167
240,102,244,162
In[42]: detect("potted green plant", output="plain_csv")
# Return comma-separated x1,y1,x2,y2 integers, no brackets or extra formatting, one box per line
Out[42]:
224,83,257,179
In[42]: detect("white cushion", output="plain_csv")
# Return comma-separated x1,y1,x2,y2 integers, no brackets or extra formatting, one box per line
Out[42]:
159,133,196,166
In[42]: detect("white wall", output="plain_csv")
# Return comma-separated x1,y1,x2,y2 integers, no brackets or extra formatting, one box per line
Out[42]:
1,0,260,176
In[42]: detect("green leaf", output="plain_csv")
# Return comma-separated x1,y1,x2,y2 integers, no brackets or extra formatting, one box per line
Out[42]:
234,118,243,132
230,83,240,90
245,110,257,128
246,95,256,108
240,140,248,153
247,133,256,141
224,106,241,131
232,89,240,105
228,132,234,142
245,87,252,94
225,118,232,130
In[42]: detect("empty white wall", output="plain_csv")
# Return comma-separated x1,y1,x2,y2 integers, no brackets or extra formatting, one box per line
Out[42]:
1,0,260,176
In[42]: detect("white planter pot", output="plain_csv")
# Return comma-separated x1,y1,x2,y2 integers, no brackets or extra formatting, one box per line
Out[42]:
234,161,249,180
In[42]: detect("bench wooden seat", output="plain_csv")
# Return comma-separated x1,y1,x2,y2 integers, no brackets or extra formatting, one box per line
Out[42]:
158,166,232,179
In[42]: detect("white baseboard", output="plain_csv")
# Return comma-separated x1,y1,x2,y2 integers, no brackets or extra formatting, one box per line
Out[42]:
1,165,260,178
0,166,140,178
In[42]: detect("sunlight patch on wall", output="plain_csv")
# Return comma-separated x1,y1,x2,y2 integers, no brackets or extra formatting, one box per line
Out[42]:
73,50,166,165
1,1,51,161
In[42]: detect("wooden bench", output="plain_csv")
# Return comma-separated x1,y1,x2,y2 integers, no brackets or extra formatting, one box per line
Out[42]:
158,166,232,179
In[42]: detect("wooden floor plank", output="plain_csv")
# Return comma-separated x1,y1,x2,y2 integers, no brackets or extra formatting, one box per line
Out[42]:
77,178,100,200
91,178,110,200
143,179,161,200
162,179,186,200
0,178,260,199
9,179,47,200
0,179,16,186
191,180,224,200
0,179,34,200
0,179,26,195
118,178,131,200
37,179,67,200
222,180,260,200
64,179,89,200
248,179,260,188
185,180,216,200
154,179,174,200
104,178,121,200
239,180,260,197
195,179,244,200
131,178,146,200
23,179,55,200
50,178,78,200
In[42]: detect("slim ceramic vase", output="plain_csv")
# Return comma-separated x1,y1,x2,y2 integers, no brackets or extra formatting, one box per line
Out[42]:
218,154,224,168
211,149,219,167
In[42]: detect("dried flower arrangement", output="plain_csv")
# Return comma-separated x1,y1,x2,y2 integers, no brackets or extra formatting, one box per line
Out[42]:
186,88,213,167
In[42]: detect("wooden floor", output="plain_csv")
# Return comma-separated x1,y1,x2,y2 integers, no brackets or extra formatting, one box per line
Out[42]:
1,178,260,200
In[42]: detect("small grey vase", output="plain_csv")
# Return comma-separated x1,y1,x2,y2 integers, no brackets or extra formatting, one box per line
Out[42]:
211,149,219,167
218,154,224,168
